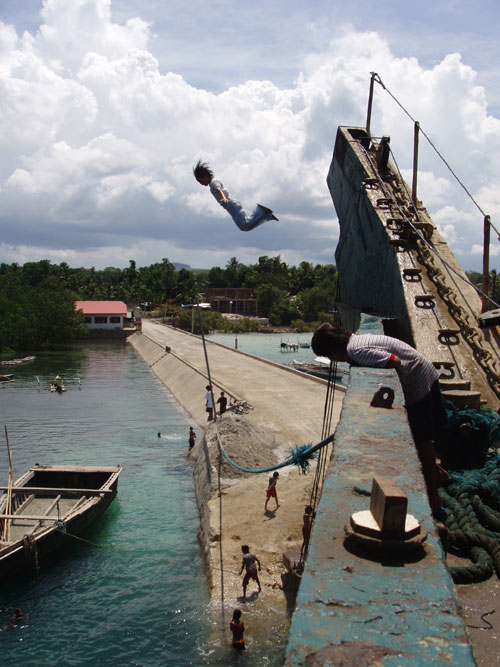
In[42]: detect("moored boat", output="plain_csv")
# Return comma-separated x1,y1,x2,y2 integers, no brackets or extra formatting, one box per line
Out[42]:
292,357,348,382
0,464,122,581
0,374,14,383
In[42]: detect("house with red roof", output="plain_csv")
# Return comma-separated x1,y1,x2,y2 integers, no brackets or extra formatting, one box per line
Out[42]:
75,301,128,331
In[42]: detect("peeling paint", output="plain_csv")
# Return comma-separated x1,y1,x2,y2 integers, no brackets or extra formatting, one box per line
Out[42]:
285,366,474,665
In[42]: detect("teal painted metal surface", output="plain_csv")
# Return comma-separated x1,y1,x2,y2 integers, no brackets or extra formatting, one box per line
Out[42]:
285,368,474,665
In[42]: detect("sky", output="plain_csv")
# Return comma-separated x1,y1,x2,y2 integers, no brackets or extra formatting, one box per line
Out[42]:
1,0,500,272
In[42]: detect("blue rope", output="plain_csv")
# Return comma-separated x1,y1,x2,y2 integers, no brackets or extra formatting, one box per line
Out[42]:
217,433,335,475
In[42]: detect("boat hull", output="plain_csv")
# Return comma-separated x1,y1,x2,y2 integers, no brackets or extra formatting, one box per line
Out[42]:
0,464,122,582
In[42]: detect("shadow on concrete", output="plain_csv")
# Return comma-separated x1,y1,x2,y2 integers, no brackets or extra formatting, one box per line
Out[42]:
237,591,260,603
343,536,427,567
281,572,301,616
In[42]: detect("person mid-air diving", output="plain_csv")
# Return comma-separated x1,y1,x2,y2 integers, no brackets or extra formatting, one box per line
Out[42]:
193,160,278,232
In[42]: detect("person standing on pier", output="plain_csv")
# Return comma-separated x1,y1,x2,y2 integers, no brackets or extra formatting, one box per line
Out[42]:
205,385,214,421
217,391,228,415
264,472,280,511
239,545,262,600
311,323,448,519
193,160,278,232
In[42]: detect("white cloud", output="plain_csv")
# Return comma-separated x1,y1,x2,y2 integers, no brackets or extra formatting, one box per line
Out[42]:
0,0,499,272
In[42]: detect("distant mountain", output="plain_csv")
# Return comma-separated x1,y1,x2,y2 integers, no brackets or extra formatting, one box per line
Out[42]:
173,262,191,270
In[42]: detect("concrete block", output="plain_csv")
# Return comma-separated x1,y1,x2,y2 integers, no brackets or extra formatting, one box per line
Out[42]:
370,476,407,537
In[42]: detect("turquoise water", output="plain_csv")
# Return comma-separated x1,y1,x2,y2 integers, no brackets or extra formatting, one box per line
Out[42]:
207,331,349,381
0,342,211,666
207,332,317,366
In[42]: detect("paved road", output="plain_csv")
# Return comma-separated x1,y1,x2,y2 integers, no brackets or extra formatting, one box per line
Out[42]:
141,320,344,447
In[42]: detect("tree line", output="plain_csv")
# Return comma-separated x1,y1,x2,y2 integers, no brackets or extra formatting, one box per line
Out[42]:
1,260,496,354
0,257,338,354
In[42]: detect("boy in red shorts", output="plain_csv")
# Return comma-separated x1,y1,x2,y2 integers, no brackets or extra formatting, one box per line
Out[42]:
265,471,280,511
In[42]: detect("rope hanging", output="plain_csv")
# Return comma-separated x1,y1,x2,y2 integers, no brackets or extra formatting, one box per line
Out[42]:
308,280,342,514
371,72,500,241
358,135,500,310
217,434,334,475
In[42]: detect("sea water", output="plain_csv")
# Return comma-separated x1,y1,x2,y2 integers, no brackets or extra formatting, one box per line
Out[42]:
207,331,316,366
0,341,214,666
0,338,311,665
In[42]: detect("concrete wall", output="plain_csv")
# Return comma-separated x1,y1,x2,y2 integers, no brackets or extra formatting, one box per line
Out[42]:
127,332,216,575
85,315,124,330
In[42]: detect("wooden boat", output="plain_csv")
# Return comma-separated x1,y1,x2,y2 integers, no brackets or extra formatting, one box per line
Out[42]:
0,374,14,383
0,356,35,366
50,376,66,393
0,464,122,581
292,358,348,382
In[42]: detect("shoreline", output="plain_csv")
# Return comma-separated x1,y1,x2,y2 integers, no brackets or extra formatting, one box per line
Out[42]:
127,322,345,653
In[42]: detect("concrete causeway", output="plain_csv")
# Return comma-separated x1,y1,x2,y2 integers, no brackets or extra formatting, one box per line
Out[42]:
134,320,344,446
130,321,474,664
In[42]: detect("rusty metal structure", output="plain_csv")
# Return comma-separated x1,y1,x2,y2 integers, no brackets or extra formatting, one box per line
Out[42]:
284,78,500,662
328,124,500,410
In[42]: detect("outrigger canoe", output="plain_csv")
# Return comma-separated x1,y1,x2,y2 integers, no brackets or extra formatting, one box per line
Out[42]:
0,464,122,581
0,374,14,383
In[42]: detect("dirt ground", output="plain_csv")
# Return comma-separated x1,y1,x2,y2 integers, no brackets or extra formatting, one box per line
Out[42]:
193,411,319,651
446,554,500,665
195,413,500,663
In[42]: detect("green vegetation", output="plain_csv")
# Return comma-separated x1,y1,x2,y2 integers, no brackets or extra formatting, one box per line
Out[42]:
0,256,338,352
466,269,500,306
0,265,86,353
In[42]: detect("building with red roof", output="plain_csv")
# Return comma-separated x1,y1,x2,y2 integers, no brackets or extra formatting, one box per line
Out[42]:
75,301,128,331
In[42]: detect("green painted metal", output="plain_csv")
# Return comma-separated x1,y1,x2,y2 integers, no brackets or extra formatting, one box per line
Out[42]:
285,367,474,665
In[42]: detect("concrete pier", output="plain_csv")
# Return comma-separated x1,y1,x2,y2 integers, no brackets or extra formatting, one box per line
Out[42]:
128,321,345,634
130,320,343,444
129,321,473,663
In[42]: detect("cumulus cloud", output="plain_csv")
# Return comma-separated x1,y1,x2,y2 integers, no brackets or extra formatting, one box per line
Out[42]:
0,0,499,271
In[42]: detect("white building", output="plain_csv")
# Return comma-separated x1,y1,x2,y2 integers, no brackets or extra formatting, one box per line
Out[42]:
75,301,128,330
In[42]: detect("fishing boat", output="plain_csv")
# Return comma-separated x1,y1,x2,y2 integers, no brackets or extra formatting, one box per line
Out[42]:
292,357,348,382
0,356,35,366
50,375,66,393
35,375,81,391
0,374,14,383
0,464,122,581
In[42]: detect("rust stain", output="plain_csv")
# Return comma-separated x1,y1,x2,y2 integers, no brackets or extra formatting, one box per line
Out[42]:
303,641,411,666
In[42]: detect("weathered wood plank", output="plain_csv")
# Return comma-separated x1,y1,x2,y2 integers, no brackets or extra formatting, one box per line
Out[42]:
0,487,111,495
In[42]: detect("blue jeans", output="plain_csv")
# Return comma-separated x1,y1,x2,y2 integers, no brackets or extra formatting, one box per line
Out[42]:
222,201,273,232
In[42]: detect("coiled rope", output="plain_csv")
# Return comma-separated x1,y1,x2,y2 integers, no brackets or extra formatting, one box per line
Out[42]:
436,405,500,584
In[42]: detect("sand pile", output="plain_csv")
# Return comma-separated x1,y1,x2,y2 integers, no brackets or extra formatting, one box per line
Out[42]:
203,412,281,483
